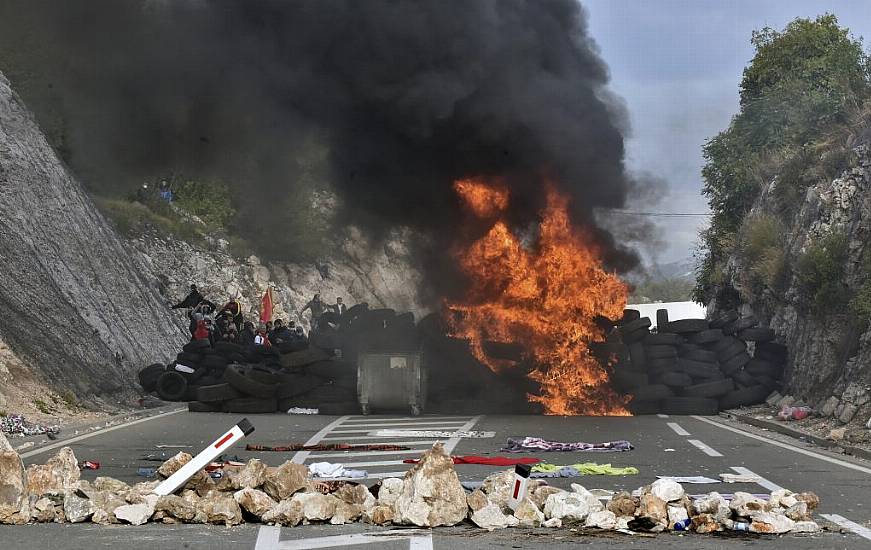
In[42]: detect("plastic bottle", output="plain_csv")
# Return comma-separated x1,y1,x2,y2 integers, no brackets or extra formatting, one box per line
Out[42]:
732,522,751,532
673,518,692,531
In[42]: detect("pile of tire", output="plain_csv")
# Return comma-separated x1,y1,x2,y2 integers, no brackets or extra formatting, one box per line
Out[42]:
137,303,423,415
606,308,786,415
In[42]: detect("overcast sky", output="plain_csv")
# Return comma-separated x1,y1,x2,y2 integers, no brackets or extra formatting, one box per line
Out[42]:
583,0,871,264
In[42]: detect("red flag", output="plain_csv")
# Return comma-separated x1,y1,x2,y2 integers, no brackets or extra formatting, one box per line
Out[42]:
260,288,273,323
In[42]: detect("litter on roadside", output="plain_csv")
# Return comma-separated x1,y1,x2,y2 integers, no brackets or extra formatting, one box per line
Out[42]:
656,476,719,484
245,443,411,452
287,407,319,415
136,467,156,477
155,444,192,449
529,462,639,478
307,461,367,479
79,460,100,470
501,437,633,453
777,406,811,421
720,473,762,484
13,441,34,451
402,455,541,466
367,429,495,438
0,414,60,437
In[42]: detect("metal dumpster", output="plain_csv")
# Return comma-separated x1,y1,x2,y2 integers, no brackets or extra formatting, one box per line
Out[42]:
357,351,427,415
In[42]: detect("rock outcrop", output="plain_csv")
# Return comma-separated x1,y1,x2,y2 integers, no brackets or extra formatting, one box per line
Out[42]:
0,71,183,400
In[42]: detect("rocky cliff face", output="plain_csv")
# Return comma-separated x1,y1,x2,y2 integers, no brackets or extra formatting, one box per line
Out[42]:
0,71,185,401
720,141,871,417
132,227,426,338
0,70,425,409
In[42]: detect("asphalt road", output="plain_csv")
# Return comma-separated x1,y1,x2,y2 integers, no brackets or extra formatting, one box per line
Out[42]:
3,409,871,549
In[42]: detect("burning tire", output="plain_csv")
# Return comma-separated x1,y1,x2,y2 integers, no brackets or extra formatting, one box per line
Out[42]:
681,378,734,398
225,364,278,398
680,349,717,363
187,401,223,412
720,352,751,374
664,319,709,334
631,384,673,401
138,363,165,392
718,385,769,409
196,383,241,402
156,371,188,401
222,397,278,414
660,397,719,415
688,329,723,344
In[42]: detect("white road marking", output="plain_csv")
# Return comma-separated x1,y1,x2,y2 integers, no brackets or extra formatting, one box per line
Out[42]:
20,408,185,459
691,415,871,475
329,424,468,434
275,532,433,550
730,466,784,492
322,458,406,467
254,525,281,550
342,416,472,423
657,413,669,418
688,439,723,457
309,440,442,447
314,470,408,480
667,422,690,436
338,420,469,427
821,514,871,542
445,415,483,455
290,415,351,464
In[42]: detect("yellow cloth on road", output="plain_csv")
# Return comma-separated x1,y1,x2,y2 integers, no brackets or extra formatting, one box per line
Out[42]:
531,462,639,475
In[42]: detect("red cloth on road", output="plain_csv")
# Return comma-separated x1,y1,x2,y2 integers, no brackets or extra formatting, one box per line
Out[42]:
402,455,541,466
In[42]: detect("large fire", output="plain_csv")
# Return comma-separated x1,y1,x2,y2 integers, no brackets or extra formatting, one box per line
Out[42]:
445,178,631,416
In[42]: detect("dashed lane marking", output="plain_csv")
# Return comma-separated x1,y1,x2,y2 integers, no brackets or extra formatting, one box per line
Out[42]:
260,531,434,550
666,422,690,436
254,525,281,550
730,466,784,492
20,408,185,459
691,415,871,475
820,514,871,542
688,439,723,457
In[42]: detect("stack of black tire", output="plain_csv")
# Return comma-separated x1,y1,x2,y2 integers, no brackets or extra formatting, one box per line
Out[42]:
137,303,422,415
606,308,786,415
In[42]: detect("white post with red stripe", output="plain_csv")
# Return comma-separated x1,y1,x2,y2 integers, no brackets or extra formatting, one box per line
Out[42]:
508,463,532,511
154,418,255,496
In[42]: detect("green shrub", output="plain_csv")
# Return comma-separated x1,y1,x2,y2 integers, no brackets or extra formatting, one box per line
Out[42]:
172,179,236,229
95,197,204,243
737,213,788,293
795,231,849,315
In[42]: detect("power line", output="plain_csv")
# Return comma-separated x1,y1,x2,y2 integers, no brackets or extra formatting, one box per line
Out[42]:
602,210,711,217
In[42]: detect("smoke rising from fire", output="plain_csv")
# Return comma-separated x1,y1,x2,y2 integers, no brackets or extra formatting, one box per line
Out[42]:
0,0,654,297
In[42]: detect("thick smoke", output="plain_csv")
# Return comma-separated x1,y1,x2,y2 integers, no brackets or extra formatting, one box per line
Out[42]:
0,0,652,299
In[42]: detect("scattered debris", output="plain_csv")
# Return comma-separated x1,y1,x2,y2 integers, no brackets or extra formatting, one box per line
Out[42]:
778,406,811,421
657,476,719,484
0,414,60,437
287,408,319,415
501,437,633,453
368,429,495,438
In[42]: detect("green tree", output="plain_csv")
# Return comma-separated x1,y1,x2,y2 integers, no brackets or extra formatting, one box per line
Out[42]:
695,14,871,304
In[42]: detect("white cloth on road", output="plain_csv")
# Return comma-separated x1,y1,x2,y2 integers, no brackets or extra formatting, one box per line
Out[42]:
308,462,367,479
657,476,720,484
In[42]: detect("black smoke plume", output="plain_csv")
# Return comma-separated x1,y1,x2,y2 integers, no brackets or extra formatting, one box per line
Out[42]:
0,0,651,300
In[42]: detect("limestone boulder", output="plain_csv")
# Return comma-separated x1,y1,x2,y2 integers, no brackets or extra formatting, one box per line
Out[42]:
607,491,637,516
233,459,268,490
729,492,769,517
470,502,518,530
0,449,26,523
637,494,668,527
330,501,363,525
92,477,129,494
262,498,304,526
530,486,564,510
63,491,94,523
543,491,591,522
585,509,617,530
262,461,309,501
198,493,243,526
25,447,80,496
363,504,394,525
377,477,403,506
115,494,159,525
295,492,339,522
650,479,685,502
155,495,198,521
335,483,376,510
158,452,192,478
233,488,277,518
513,497,544,528
392,442,467,527
749,511,795,534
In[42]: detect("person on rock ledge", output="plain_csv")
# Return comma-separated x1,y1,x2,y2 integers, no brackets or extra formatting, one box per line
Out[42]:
254,323,271,347
218,295,244,331
171,284,203,310
300,293,326,331
270,319,294,344
332,296,347,317
240,321,256,347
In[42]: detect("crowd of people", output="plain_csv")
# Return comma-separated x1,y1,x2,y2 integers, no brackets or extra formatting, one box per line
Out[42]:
171,284,347,348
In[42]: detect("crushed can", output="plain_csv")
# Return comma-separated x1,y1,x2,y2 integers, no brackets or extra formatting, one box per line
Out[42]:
357,351,427,416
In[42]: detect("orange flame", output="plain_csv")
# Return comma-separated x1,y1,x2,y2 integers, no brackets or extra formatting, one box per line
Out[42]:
454,178,510,218
445,179,630,416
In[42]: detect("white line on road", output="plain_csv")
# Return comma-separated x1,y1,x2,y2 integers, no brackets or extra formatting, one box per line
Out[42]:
20,408,186,459
445,415,483,455
688,439,723,457
667,422,690,436
730,466,784,492
254,525,281,550
275,532,433,550
821,514,871,542
691,415,871,476
290,415,351,464
314,470,408,480
342,416,472,423
329,424,467,433
325,458,406,467
338,420,469,427
657,414,669,418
